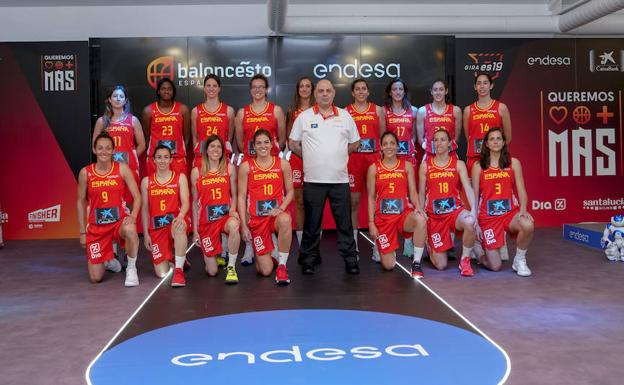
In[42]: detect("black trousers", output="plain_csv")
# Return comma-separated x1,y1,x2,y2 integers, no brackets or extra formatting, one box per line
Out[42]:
299,182,358,265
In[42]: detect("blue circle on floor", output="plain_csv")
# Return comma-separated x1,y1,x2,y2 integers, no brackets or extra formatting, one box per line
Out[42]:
89,309,508,385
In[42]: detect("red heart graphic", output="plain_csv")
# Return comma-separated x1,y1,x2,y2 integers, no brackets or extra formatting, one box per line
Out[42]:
549,106,568,125
44,61,53,69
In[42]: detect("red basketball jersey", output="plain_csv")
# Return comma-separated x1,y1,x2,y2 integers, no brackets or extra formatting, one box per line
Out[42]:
106,114,137,168
425,157,463,216
147,172,181,230
242,102,279,156
375,159,409,216
86,162,126,225
467,100,502,158
478,165,518,219
385,106,415,157
424,103,458,154
197,168,232,225
148,102,186,158
247,156,284,217
347,102,381,153
195,102,230,158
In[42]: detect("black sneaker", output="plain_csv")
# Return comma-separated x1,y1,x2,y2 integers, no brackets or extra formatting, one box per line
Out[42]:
411,261,424,279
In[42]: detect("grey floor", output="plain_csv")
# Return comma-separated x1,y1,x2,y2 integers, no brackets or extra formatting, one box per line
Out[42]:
1,228,623,385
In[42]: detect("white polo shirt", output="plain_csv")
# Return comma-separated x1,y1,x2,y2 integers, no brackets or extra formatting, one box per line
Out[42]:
290,104,360,183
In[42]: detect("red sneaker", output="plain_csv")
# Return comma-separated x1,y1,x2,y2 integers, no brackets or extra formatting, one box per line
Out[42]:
171,267,186,287
275,264,290,286
459,257,474,277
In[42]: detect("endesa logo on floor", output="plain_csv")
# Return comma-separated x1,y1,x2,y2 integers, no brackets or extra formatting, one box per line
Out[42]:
89,309,508,385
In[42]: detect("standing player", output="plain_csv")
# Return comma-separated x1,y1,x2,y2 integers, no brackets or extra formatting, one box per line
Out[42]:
346,79,386,261
472,128,533,276
191,74,235,169
237,129,293,285
367,132,427,277
77,132,141,286
191,135,241,283
140,145,190,286
92,85,145,205
285,77,315,247
464,72,512,260
419,129,477,277
417,79,461,158
142,78,190,176
235,74,286,265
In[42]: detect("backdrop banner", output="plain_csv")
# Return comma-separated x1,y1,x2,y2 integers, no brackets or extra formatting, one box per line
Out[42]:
0,42,90,240
455,38,623,227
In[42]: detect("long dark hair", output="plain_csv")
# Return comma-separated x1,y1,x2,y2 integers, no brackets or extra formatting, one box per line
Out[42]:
479,127,510,169
384,78,411,111
103,85,131,129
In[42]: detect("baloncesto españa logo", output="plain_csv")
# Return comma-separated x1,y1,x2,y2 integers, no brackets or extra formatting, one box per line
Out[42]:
146,56,175,89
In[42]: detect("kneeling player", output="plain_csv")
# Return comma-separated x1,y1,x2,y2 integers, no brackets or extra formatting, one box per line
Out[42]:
472,128,533,276
238,129,293,285
419,129,477,277
77,132,141,286
141,145,190,286
191,135,241,284
367,132,427,277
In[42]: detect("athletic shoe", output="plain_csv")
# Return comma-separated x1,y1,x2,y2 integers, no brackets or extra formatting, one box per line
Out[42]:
371,244,381,263
171,267,186,287
459,257,474,277
500,245,510,261
216,256,226,268
411,261,424,279
512,255,532,277
124,267,139,287
241,243,254,266
183,259,191,271
275,264,290,286
104,258,122,273
402,238,414,258
225,266,239,284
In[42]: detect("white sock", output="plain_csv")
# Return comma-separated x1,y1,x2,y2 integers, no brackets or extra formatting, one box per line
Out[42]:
126,256,137,269
296,230,303,245
462,246,473,259
278,252,289,265
353,230,359,251
413,246,425,264
228,253,238,267
515,248,527,259
174,255,185,269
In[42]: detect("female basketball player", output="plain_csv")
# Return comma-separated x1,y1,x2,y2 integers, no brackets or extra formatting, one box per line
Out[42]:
77,132,141,285
471,128,533,276
237,129,293,285
286,76,315,247
191,135,241,284
419,129,477,277
347,79,386,261
140,145,190,286
416,79,462,157
367,131,427,277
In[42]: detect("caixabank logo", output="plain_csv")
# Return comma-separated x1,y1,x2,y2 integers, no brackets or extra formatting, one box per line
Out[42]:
87,309,508,385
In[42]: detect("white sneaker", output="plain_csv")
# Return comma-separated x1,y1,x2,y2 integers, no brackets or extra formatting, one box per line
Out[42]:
241,242,254,266
104,258,122,273
500,245,510,261
402,238,414,258
371,244,381,263
512,255,532,277
124,267,139,286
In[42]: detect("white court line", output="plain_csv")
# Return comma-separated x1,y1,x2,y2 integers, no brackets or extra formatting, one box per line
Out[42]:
360,232,511,385
85,244,194,385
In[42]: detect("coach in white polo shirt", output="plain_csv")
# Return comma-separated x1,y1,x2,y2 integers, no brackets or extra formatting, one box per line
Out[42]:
289,79,361,275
